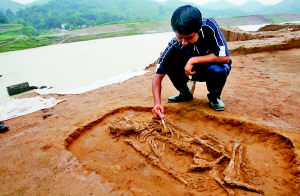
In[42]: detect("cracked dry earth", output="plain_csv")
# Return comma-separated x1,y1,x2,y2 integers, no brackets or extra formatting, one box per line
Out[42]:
66,107,298,195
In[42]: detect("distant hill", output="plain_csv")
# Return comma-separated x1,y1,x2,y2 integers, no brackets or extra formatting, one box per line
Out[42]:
0,0,25,12
2,0,300,30
236,0,268,14
0,0,50,13
259,0,300,14
198,0,300,15
2,0,300,16
15,0,188,29
30,0,51,5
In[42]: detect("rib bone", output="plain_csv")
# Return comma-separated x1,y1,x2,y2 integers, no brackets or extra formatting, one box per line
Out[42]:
149,137,165,158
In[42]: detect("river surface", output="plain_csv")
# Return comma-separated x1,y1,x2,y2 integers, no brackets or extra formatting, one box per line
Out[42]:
0,32,174,102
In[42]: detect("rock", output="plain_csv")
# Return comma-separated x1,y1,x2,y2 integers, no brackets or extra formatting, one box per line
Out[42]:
7,82,37,96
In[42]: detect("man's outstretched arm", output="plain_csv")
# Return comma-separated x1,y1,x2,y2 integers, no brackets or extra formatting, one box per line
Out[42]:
184,53,230,76
152,73,166,119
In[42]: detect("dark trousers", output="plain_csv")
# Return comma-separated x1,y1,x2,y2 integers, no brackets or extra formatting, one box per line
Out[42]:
167,61,231,98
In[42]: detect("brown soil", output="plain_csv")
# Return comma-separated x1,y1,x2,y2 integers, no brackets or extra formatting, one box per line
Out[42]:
0,26,299,195
258,24,300,32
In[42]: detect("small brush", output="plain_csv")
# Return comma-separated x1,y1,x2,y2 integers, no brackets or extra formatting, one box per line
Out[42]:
158,110,168,133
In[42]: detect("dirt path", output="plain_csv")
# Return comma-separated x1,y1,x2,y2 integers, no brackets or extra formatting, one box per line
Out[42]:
0,29,299,195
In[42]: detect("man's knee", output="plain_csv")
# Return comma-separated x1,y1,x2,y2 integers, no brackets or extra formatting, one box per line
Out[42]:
206,64,228,79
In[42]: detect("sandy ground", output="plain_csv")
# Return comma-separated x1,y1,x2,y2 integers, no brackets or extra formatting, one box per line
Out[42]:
0,27,299,195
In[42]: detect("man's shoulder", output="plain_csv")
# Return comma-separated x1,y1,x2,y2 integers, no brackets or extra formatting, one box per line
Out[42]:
168,37,181,49
164,37,183,52
202,18,220,29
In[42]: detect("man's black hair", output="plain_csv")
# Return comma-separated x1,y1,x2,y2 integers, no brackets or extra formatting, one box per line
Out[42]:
171,5,202,34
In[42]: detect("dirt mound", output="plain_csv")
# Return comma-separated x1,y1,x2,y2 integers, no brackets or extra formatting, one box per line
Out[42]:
66,107,298,195
229,35,300,54
221,27,275,42
258,24,300,32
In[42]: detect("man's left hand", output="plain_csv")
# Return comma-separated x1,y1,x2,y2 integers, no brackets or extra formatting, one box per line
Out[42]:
184,62,196,76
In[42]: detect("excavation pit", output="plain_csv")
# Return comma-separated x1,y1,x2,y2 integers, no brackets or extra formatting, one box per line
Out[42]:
65,107,298,195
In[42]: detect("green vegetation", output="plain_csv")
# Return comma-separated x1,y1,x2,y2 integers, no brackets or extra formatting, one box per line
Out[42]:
0,36,52,52
98,30,139,39
0,23,40,45
0,23,58,51
0,11,9,24
13,0,179,30
0,27,21,44
0,23,22,29
266,15,287,23
129,20,171,33
64,34,101,43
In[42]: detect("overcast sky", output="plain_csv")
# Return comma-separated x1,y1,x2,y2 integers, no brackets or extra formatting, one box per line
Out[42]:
11,0,36,4
12,0,283,5
156,0,283,5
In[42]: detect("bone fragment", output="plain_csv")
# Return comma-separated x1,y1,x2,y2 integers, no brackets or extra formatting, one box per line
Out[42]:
109,117,141,136
223,141,264,194
223,141,241,179
124,139,147,155
204,134,232,156
193,136,231,158
139,129,155,143
224,177,264,194
209,169,235,196
149,137,165,157
190,155,225,171
237,145,243,179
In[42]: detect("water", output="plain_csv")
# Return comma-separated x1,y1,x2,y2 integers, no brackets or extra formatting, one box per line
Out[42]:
234,24,269,31
0,32,174,102
234,21,300,31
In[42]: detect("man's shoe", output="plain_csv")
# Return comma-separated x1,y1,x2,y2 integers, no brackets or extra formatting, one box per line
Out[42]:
0,122,8,133
209,98,225,111
168,91,193,103
208,94,225,111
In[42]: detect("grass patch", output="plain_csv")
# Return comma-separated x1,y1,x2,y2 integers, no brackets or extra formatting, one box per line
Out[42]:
0,24,22,30
64,34,101,43
127,20,170,33
266,15,287,23
0,24,22,28
0,37,52,52
98,29,139,38
98,20,151,26
0,29,22,44
0,24,22,34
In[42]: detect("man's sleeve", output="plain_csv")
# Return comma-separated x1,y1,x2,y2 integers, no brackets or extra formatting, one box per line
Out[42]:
204,18,229,57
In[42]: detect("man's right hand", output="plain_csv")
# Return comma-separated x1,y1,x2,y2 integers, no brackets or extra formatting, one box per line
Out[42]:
152,104,165,120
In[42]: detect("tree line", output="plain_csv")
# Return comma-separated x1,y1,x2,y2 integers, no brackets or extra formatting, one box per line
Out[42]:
1,0,182,30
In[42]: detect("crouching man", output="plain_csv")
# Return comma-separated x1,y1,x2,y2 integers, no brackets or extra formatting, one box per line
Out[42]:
152,5,231,119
